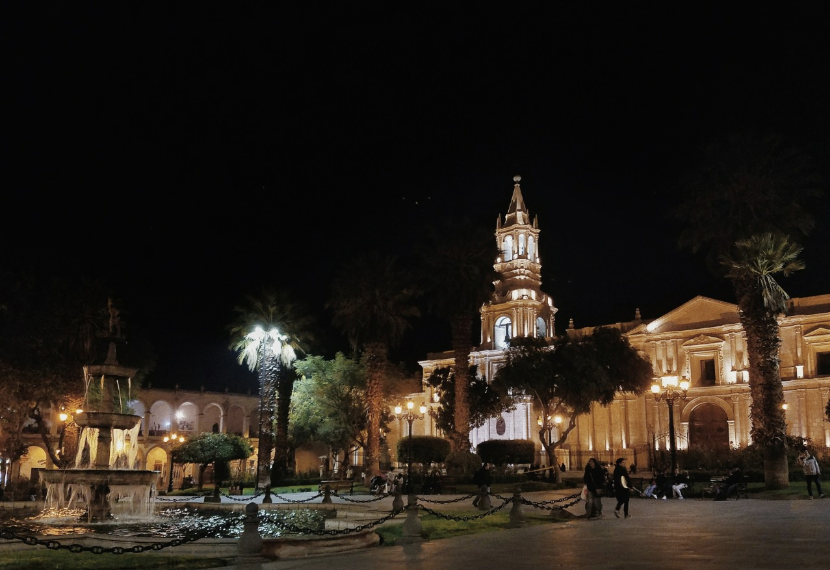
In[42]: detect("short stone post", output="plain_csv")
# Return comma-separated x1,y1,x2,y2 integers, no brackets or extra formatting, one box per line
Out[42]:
398,493,422,544
322,484,333,504
392,488,404,512
507,488,525,528
477,487,491,510
262,484,272,504
236,502,266,568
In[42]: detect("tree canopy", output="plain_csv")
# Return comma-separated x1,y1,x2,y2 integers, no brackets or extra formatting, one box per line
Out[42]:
425,364,513,435
174,432,253,489
492,328,652,482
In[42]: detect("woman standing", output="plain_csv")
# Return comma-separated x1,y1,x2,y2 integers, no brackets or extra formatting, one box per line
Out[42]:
583,457,606,519
613,457,631,518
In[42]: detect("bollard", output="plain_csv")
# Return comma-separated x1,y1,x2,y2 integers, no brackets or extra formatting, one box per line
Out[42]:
477,488,492,510
398,493,422,544
322,484,333,504
392,488,404,512
262,485,272,504
236,502,266,569
507,489,526,528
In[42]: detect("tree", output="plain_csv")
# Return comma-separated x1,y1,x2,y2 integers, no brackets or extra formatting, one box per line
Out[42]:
491,329,653,483
328,252,420,481
416,216,498,452
228,289,316,486
722,233,804,488
291,353,372,478
673,131,825,489
174,432,253,492
425,365,513,435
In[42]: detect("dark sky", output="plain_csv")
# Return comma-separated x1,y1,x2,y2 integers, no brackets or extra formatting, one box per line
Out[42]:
5,5,830,392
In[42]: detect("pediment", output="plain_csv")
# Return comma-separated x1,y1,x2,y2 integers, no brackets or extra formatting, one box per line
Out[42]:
803,326,830,343
682,334,724,347
633,296,739,335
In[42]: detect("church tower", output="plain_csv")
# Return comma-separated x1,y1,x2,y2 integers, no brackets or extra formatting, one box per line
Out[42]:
480,175,557,349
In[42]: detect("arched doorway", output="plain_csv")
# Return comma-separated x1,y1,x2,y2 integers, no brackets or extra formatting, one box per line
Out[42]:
688,404,729,449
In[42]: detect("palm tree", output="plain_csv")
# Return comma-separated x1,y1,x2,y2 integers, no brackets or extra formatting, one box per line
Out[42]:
228,289,315,486
417,216,497,451
328,252,420,481
722,233,804,488
674,131,824,489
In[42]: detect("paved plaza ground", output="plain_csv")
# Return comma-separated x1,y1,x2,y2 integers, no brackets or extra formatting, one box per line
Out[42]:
3,490,829,569
216,490,830,570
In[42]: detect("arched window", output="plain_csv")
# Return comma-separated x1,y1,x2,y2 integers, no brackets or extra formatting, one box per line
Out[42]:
536,316,547,338
518,234,526,256
495,316,512,349
527,236,535,260
502,236,514,261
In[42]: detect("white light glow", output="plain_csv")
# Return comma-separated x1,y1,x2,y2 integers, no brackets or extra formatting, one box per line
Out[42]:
796,365,804,379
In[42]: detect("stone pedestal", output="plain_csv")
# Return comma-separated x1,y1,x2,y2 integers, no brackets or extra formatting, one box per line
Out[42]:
397,494,422,544
507,489,526,527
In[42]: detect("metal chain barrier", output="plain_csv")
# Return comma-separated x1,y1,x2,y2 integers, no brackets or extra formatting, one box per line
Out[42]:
155,495,204,502
0,489,583,555
415,493,477,504
330,491,393,503
0,517,238,555
418,497,512,521
518,491,583,512
220,489,268,501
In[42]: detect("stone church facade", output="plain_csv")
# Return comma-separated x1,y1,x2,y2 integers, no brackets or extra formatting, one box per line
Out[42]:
415,176,830,472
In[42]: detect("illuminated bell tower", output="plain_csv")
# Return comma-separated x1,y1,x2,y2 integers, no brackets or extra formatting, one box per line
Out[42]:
480,175,557,350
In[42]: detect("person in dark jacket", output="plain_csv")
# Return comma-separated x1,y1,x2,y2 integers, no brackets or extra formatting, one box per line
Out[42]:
613,457,632,518
472,463,492,507
583,457,606,519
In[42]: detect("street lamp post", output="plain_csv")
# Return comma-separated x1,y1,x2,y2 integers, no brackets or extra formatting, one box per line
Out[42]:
163,433,185,493
651,376,689,475
536,414,562,478
394,399,427,493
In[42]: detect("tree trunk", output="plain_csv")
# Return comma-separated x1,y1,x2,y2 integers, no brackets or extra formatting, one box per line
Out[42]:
451,315,472,453
257,351,279,487
738,279,789,490
271,370,293,486
764,441,789,490
363,342,387,482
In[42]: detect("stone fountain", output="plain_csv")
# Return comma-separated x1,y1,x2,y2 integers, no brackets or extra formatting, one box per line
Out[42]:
42,304,158,522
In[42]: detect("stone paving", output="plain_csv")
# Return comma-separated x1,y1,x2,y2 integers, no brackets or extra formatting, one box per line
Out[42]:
3,490,830,569
212,490,830,570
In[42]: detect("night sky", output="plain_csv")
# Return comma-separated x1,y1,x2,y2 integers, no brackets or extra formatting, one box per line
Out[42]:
5,5,830,392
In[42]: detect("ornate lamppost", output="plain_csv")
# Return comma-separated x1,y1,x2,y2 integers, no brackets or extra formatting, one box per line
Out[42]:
651,376,689,475
537,414,562,475
394,399,427,493
163,433,186,493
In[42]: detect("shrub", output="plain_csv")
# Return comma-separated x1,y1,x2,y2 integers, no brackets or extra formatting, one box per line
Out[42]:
396,435,452,465
476,439,535,466
444,450,481,478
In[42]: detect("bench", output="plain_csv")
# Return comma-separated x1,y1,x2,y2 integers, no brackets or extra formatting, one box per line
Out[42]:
701,476,749,500
318,480,354,495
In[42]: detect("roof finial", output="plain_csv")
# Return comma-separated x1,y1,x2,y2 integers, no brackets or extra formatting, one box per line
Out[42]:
513,174,521,183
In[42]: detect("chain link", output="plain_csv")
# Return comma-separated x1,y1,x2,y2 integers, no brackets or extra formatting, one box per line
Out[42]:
418,497,512,521
0,490,583,555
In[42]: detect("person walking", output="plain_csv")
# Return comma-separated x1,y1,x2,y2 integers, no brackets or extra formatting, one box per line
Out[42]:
584,457,606,519
613,457,631,518
472,463,492,507
799,451,824,499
